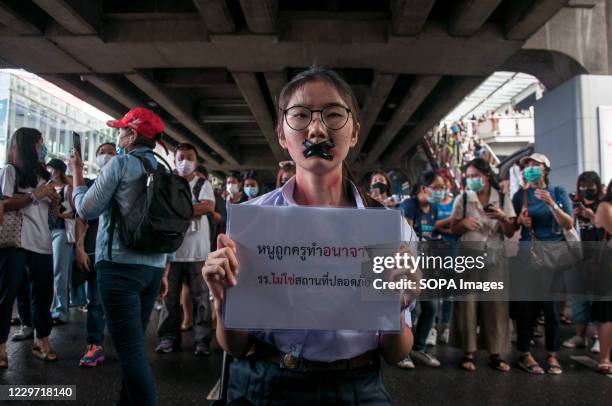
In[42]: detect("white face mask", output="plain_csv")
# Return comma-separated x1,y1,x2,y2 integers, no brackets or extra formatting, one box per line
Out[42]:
176,159,196,176
96,154,113,169
226,183,239,195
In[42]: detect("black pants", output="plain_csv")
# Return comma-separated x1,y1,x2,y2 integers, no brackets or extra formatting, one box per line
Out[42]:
16,271,32,326
515,301,561,353
157,261,212,345
0,248,53,343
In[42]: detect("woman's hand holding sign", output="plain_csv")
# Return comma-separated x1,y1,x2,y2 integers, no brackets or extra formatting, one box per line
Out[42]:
202,233,252,357
203,233,240,306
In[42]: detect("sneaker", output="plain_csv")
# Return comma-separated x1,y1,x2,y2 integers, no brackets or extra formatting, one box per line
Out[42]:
426,328,437,346
52,318,67,326
591,337,600,354
78,305,88,313
411,350,441,367
396,356,415,369
194,341,211,357
79,344,105,367
12,325,33,341
155,339,176,354
562,335,587,349
440,328,450,344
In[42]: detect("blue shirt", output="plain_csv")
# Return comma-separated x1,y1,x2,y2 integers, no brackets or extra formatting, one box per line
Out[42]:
72,147,172,269
512,186,573,242
436,199,460,242
240,176,416,362
400,197,438,240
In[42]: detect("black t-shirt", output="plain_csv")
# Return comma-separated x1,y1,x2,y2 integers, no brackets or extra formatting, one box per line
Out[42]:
578,201,605,241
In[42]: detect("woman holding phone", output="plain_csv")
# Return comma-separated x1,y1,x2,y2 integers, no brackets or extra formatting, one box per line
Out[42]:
203,67,415,404
0,128,59,368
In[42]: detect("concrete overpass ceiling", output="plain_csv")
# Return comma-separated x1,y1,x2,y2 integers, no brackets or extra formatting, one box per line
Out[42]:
0,0,571,174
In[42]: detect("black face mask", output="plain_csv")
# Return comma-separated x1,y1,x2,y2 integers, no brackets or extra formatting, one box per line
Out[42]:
302,139,335,161
579,189,598,200
371,182,388,195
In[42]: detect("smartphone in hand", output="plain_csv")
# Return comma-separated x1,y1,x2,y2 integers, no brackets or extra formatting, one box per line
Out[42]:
72,131,82,157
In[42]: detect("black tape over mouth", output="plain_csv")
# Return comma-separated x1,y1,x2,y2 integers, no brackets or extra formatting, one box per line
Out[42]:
302,139,335,161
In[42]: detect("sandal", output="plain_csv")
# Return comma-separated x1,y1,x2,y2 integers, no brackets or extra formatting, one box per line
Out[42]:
489,356,511,372
32,345,58,362
460,355,476,371
546,356,562,375
597,363,612,375
518,354,544,375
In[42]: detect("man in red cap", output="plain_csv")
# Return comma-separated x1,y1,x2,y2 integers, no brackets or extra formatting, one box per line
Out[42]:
70,107,172,406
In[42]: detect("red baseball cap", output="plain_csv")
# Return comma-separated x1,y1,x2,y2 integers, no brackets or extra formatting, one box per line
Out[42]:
106,107,164,139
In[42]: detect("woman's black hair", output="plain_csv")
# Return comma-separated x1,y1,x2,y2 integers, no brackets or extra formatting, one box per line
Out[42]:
132,134,156,150
96,142,116,156
576,171,602,202
227,171,242,183
410,170,440,196
9,127,50,188
465,158,500,192
276,66,374,206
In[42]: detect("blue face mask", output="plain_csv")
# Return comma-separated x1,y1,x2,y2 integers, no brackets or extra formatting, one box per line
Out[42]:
427,190,445,204
523,166,543,183
244,186,259,198
466,177,484,192
38,144,48,162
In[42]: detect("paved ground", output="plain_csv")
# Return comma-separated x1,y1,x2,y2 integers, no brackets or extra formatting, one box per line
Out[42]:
1,308,610,405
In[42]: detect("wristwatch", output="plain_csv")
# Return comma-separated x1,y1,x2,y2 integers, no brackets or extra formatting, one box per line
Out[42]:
27,191,37,202
552,203,560,211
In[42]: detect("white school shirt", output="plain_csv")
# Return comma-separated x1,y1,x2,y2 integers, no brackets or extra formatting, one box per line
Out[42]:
240,176,416,362
0,164,52,254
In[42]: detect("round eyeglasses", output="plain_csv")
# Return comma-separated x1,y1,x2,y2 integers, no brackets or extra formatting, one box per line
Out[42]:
283,105,351,131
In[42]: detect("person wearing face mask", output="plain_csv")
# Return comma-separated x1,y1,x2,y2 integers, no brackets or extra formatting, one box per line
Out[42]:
70,107,175,405
450,158,516,372
45,159,75,326
369,170,398,208
432,173,459,345
562,171,605,353
243,171,260,200
156,143,215,356
511,153,574,375
0,127,60,368
397,171,442,370
73,142,116,367
225,172,248,204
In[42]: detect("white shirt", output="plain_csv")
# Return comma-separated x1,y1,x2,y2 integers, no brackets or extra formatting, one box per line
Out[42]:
174,176,215,262
0,164,52,254
243,176,417,362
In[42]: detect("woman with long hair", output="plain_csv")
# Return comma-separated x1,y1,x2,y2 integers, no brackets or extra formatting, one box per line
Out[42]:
203,67,415,404
563,171,605,352
0,127,59,368
592,178,612,374
450,158,516,372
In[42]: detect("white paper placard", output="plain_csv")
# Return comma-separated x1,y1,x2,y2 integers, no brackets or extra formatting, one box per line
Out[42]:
223,204,405,331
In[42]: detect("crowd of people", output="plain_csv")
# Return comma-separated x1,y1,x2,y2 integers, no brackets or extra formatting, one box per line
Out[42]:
0,67,610,405
368,153,612,376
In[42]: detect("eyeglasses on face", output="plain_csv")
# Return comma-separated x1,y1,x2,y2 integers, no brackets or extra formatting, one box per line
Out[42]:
283,105,351,131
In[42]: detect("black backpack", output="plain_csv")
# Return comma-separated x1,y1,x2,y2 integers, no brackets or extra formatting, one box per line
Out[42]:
107,151,193,258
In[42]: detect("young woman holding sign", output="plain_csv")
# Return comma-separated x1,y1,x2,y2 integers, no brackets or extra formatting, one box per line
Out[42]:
203,67,415,405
